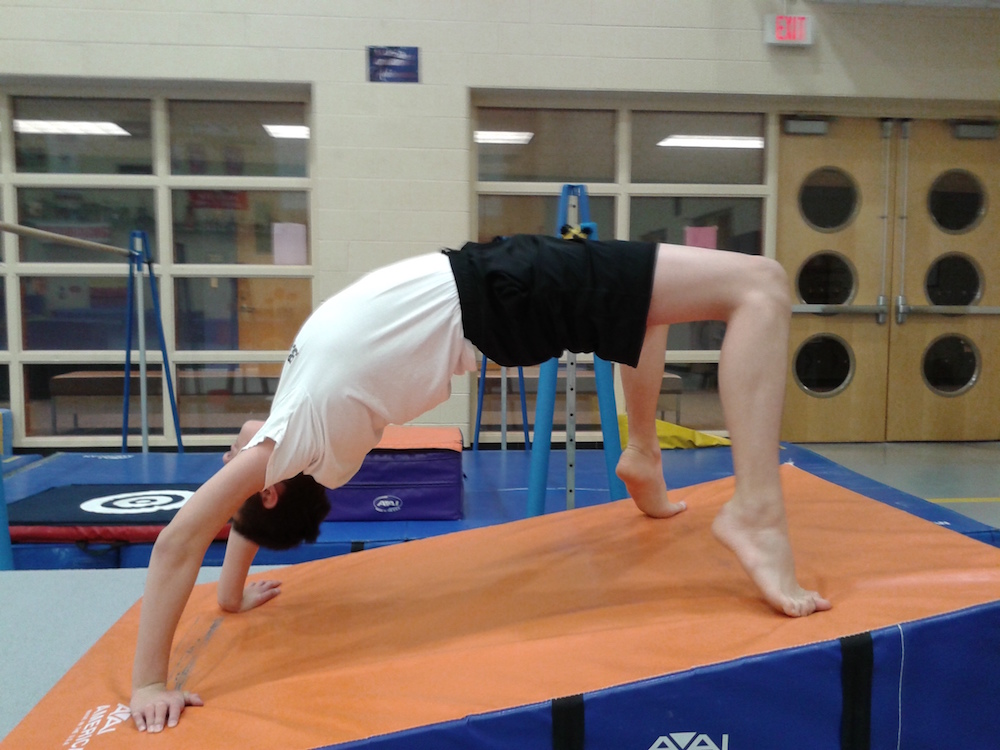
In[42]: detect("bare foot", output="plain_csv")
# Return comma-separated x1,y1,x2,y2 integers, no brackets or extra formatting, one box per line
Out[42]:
712,499,831,617
616,444,686,518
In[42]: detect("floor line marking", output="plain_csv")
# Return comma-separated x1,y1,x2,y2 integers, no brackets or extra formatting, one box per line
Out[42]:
927,497,1000,504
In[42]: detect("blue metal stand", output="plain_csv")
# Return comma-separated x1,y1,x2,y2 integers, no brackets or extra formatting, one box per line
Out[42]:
0,476,12,570
526,184,628,516
122,231,184,453
594,355,626,501
473,357,530,450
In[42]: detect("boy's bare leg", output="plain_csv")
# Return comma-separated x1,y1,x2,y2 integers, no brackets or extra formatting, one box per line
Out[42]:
635,243,831,617
616,324,686,518
704,258,830,617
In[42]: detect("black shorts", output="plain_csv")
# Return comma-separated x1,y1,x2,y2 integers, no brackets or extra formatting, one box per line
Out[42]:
445,234,658,368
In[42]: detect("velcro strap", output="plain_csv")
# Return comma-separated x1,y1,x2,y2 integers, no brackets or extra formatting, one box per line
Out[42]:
840,632,874,750
552,694,585,750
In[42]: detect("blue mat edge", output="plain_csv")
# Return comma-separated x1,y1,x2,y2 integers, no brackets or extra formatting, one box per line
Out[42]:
5,445,999,571
779,443,1000,547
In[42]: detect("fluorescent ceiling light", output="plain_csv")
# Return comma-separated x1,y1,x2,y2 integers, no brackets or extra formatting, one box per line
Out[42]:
13,120,130,136
657,135,764,149
263,124,310,139
474,130,534,145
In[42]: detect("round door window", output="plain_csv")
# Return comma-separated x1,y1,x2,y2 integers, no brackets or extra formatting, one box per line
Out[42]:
797,252,856,305
794,334,853,396
925,253,982,306
799,167,858,232
923,334,979,395
928,169,985,233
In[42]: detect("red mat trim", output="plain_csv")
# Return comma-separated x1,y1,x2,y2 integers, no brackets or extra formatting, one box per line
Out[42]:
11,524,231,544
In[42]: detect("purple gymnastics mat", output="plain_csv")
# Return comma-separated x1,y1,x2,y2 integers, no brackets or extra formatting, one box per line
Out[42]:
324,426,463,521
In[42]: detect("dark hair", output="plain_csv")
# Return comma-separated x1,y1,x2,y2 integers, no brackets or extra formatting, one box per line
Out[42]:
231,473,331,551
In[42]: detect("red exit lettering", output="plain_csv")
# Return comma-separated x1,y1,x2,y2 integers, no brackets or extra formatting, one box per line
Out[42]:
775,15,807,42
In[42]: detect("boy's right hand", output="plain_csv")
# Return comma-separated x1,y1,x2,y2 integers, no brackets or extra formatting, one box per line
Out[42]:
130,682,203,733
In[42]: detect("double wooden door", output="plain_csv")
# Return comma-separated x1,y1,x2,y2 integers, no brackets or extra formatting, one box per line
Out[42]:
777,117,999,442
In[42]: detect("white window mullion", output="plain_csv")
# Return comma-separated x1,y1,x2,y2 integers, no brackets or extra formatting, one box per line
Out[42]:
615,107,631,242
763,111,781,261
169,264,314,279
611,107,632,410
474,181,617,196
21,350,163,365
14,261,131,278
627,183,769,198
163,175,311,191
9,172,158,190
1,91,15,264
0,92,27,441
151,96,178,445
0,91,13,176
172,350,290,366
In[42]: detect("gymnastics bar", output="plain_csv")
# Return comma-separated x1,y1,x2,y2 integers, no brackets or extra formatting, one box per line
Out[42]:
0,221,182,453
0,220,131,257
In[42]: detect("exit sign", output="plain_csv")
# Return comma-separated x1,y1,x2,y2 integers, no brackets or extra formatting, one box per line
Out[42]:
765,14,814,46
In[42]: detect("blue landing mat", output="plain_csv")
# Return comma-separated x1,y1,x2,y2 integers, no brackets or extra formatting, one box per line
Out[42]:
4,451,225,497
323,599,1000,750
2,454,42,476
5,445,998,569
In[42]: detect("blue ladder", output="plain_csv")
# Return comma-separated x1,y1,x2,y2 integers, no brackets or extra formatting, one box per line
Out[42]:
526,184,628,516
122,231,184,454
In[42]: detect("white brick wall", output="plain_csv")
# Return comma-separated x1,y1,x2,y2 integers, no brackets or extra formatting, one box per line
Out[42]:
1,0,997,431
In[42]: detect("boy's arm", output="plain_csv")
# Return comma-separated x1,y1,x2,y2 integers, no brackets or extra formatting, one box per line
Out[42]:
218,420,282,613
130,441,272,733
217,528,282,613
223,419,265,465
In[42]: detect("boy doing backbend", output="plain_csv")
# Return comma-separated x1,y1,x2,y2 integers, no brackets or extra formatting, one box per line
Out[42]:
130,235,830,733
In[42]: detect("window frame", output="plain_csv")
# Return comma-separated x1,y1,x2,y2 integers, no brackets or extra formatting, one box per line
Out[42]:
473,103,780,363
0,84,313,450
472,101,781,439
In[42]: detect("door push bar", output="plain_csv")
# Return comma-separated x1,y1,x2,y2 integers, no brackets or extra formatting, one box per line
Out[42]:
792,296,890,324
794,297,1000,325
895,296,1000,324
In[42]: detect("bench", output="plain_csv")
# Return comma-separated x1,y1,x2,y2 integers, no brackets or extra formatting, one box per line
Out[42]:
48,367,280,434
657,372,684,424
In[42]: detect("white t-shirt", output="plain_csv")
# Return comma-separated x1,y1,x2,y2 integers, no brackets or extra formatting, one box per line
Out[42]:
245,252,478,490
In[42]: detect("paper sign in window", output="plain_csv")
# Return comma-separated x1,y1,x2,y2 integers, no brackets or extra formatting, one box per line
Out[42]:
684,226,718,250
272,222,308,265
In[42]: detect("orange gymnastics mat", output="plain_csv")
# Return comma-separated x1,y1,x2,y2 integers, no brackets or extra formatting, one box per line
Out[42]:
5,464,1000,750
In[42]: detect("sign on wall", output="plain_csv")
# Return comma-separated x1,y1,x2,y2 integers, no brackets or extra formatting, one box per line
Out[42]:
368,46,420,83
764,15,815,46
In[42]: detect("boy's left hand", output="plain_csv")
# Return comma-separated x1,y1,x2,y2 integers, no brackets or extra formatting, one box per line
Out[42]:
131,682,203,732
240,579,282,612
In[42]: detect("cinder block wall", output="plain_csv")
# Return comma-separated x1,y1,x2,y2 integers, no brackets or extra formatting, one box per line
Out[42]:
1,1,997,429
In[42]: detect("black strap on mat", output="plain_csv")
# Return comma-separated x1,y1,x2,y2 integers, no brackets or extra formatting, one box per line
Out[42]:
840,632,874,750
552,694,585,750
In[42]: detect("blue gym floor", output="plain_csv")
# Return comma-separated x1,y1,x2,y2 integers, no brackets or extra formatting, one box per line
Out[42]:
4,443,998,570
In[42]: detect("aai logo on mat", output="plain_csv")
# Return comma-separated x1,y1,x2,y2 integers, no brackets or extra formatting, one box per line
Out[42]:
649,733,730,750
80,489,194,515
62,702,132,747
373,495,403,513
